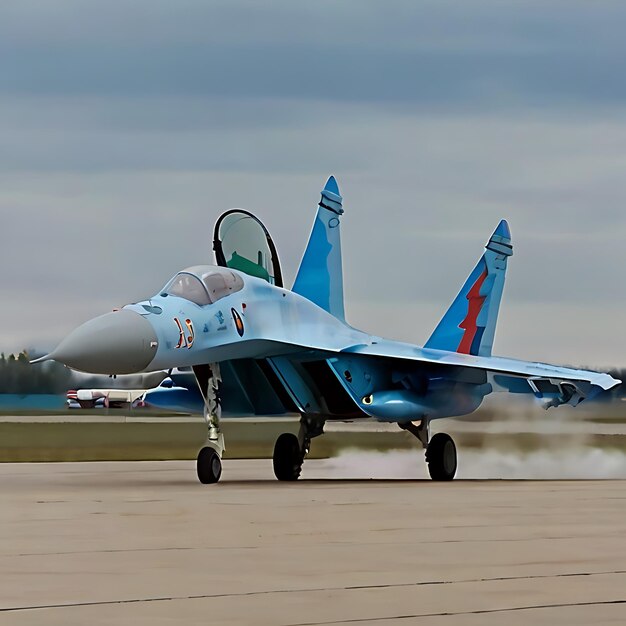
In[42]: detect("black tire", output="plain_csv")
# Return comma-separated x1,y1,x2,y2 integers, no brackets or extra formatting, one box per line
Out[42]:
426,433,457,481
197,447,222,484
273,433,303,481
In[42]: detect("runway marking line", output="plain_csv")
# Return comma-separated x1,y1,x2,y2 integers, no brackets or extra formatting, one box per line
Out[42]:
6,530,624,559
1,569,625,614
288,599,626,625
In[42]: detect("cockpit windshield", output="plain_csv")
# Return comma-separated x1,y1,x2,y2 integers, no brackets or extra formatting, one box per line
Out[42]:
163,266,244,305
164,273,211,305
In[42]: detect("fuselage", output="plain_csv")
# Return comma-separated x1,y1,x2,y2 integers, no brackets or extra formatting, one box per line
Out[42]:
48,265,367,375
130,265,368,371
45,264,619,424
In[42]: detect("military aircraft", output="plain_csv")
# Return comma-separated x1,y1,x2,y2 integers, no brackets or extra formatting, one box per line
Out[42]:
36,176,620,483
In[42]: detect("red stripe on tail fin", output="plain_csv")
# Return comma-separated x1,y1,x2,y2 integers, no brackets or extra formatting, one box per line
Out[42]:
457,267,488,354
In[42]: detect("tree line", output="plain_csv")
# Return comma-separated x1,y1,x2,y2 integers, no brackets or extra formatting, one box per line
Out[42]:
0,352,76,394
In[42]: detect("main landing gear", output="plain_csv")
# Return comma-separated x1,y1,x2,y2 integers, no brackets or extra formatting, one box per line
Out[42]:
195,363,224,484
400,420,457,481
273,417,325,481
426,433,457,481
193,362,326,484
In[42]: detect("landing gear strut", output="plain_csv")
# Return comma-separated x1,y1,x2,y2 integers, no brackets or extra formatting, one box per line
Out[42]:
195,363,224,484
400,420,457,481
273,417,324,481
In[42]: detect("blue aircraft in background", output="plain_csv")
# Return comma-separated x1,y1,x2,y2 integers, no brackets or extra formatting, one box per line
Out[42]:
37,177,621,483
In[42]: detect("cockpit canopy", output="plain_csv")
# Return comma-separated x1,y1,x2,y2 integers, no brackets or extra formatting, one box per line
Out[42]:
162,265,244,306
213,209,283,287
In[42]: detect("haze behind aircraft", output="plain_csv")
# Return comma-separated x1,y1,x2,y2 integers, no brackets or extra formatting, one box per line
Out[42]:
36,177,621,483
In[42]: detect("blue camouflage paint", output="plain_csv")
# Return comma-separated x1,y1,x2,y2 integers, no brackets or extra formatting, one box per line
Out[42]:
43,180,620,424
425,220,512,357
292,176,345,320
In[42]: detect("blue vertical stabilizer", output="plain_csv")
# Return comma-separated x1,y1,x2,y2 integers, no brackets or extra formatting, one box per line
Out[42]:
424,220,513,357
292,176,346,320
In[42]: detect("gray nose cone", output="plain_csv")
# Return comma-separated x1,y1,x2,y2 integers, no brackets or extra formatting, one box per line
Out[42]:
51,310,158,374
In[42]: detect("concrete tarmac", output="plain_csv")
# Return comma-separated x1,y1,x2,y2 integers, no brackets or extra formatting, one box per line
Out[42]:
1,460,625,625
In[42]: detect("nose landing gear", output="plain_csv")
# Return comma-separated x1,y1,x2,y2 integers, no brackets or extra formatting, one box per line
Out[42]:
195,363,225,485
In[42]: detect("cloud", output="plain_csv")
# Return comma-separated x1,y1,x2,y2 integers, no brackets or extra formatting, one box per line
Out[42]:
2,1,626,109
1,1,625,366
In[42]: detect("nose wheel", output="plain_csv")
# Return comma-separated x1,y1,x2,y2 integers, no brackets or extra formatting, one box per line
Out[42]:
197,446,222,484
194,363,224,484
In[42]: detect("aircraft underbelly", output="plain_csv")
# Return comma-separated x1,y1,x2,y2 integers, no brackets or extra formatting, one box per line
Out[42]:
266,356,368,419
264,352,497,423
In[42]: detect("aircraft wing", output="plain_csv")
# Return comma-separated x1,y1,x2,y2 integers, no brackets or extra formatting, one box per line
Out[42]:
342,340,619,407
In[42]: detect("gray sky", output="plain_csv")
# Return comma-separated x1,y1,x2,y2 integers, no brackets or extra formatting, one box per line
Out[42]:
1,1,625,367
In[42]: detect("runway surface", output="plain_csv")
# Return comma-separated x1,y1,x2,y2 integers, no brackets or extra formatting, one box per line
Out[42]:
1,460,625,625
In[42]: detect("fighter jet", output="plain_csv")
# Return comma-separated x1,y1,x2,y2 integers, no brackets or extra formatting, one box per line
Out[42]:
36,176,621,483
